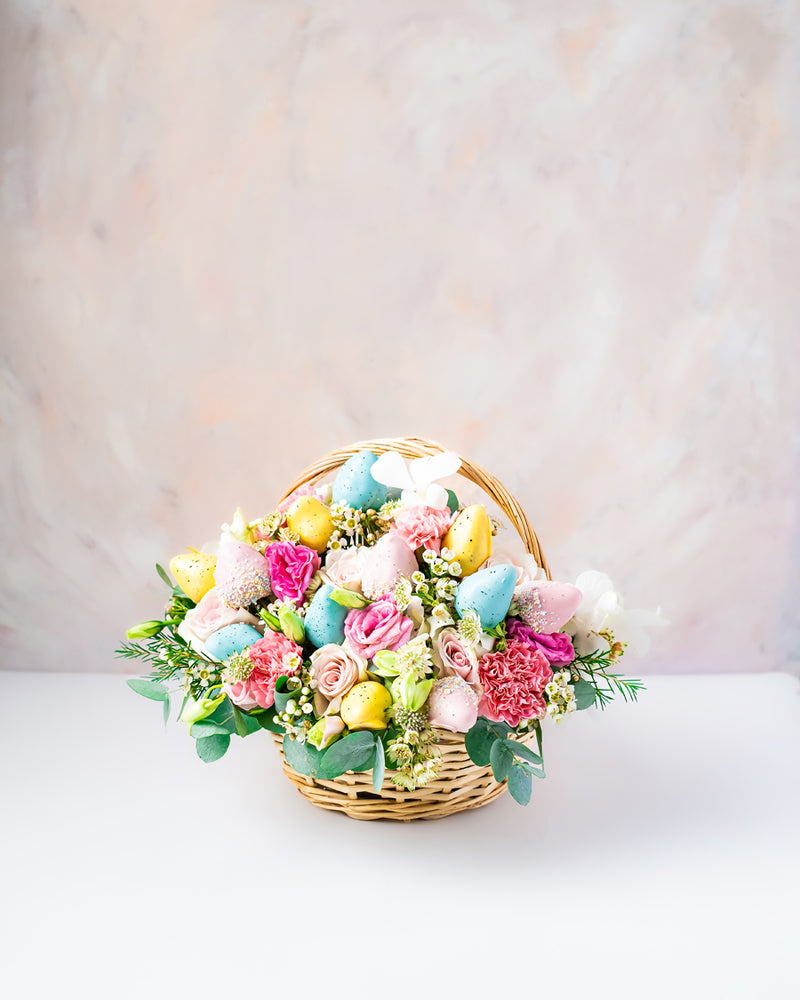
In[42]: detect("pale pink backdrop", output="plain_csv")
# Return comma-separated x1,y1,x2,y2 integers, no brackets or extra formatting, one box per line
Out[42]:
1,0,798,674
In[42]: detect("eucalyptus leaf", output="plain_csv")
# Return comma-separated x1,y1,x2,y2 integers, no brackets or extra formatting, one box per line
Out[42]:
372,736,385,792
256,709,285,734
232,705,261,738
320,731,376,779
195,734,230,763
489,739,513,783
534,718,543,758
126,678,169,702
507,763,532,805
503,739,542,765
190,721,232,738
573,678,597,710
283,734,323,777
273,676,298,714
465,720,496,767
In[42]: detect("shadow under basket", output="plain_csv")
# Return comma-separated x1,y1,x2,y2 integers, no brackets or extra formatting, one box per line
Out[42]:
272,436,550,822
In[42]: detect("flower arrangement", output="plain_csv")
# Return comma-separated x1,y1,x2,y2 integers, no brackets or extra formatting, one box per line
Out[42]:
119,443,658,812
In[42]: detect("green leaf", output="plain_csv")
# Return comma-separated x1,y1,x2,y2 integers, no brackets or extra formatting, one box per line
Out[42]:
320,731,377,779
283,734,324,777
156,563,173,588
232,705,260,738
504,738,542,766
195,734,230,762
464,720,497,766
126,677,169,702
507,763,532,805
273,676,297,714
256,708,285,734
534,718,543,758
489,740,513,783
372,735,385,792
190,721,232,737
514,759,545,779
573,678,597,710
162,695,170,726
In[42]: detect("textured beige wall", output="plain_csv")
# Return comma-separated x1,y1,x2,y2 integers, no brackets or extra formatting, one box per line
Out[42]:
1,0,798,674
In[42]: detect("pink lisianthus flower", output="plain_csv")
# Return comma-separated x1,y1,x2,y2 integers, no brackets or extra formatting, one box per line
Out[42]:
506,619,575,667
344,595,414,660
477,640,553,726
224,631,302,711
178,587,261,646
266,541,320,602
392,504,453,554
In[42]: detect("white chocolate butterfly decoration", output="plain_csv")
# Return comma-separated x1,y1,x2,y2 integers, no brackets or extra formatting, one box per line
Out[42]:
370,450,461,510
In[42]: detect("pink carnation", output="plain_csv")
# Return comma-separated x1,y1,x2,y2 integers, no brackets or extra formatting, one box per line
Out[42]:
477,639,553,726
224,631,302,711
507,619,575,667
344,595,414,660
266,541,320,603
392,505,453,554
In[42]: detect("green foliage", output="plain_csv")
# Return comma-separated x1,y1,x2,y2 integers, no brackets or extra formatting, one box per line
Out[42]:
283,734,324,777
372,735,386,792
573,678,597,710
507,764,532,805
464,717,544,805
255,708,284,734
126,677,169,702
195,734,230,762
574,650,645,709
320,731,378,779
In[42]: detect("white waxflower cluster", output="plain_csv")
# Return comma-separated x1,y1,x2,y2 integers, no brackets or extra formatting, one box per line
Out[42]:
545,670,577,723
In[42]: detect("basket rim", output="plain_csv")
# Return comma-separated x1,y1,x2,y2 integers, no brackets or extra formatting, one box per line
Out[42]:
280,436,550,578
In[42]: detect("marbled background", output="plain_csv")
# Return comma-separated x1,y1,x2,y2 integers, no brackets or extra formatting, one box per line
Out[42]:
1,0,798,675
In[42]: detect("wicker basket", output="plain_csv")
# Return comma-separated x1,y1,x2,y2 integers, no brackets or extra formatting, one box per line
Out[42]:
272,437,551,821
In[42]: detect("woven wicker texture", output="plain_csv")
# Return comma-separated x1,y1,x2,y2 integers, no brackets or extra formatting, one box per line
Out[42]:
274,437,549,821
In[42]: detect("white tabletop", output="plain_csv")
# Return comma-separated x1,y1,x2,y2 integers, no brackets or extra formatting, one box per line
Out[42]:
2,670,798,1000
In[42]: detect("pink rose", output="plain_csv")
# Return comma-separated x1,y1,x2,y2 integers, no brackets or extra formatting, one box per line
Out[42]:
266,541,320,603
178,587,261,645
432,627,480,687
392,504,453,554
322,547,366,590
309,644,367,703
477,639,553,726
224,631,302,711
507,619,575,666
344,595,414,659
427,676,481,733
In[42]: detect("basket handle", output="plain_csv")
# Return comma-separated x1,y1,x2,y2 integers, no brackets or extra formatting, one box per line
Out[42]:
279,436,551,578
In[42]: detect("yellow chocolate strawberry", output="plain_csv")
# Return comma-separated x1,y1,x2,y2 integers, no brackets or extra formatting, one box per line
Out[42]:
169,550,216,603
340,681,393,731
285,496,334,553
441,504,492,576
